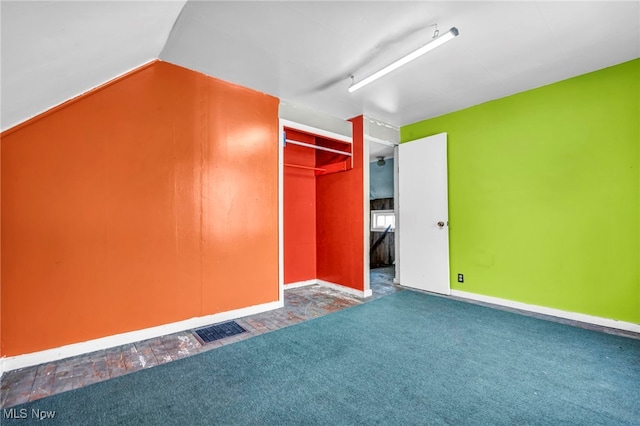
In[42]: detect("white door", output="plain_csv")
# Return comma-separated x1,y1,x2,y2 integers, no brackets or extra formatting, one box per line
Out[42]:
398,132,450,294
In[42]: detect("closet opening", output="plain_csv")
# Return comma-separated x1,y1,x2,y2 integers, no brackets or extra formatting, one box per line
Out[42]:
280,115,371,299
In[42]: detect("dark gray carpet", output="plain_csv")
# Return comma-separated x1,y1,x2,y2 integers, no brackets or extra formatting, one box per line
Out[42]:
4,290,639,425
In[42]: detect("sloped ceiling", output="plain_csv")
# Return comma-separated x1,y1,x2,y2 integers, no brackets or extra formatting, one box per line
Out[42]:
0,1,187,130
2,1,639,133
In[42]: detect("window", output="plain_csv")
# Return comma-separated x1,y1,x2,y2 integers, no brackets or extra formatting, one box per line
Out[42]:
371,210,395,232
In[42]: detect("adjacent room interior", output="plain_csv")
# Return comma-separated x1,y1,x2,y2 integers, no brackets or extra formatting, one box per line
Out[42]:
368,134,397,292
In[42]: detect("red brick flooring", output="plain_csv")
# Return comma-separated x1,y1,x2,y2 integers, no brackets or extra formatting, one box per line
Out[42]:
1,268,400,408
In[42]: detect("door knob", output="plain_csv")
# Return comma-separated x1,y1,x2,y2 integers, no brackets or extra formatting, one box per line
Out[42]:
437,221,445,228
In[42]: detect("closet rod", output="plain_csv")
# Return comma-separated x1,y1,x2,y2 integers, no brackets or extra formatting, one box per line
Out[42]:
284,163,326,172
285,139,352,157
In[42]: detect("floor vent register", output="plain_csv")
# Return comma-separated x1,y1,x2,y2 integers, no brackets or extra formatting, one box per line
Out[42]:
194,321,247,344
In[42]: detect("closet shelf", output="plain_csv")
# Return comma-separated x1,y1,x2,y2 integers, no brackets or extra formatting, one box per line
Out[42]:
285,139,352,157
283,126,353,176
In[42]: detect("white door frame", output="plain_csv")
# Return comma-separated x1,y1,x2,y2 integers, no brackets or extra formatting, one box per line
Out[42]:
393,143,400,284
365,132,399,284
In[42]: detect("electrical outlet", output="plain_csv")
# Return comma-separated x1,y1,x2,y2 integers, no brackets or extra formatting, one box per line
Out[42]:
457,273,464,283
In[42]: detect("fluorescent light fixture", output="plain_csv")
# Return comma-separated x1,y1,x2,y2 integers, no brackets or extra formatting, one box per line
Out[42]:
348,27,459,93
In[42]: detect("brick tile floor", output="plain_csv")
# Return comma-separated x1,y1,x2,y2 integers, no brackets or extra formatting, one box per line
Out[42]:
1,267,400,408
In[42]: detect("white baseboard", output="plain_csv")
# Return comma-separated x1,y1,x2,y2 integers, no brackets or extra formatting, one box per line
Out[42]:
283,279,318,290
317,279,373,298
0,300,283,375
450,290,640,334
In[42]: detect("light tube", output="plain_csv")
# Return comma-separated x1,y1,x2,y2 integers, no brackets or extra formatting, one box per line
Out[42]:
348,27,459,93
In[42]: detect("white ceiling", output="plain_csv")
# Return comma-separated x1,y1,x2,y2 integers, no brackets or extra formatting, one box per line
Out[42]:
160,1,639,127
0,1,186,130
369,141,394,162
2,1,639,138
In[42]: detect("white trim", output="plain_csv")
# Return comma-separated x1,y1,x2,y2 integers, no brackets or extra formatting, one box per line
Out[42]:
365,135,397,147
279,102,352,140
393,144,400,284
283,279,318,290
0,300,283,374
364,116,400,145
278,120,285,306
363,122,371,298
317,279,373,298
451,290,640,334
280,118,352,144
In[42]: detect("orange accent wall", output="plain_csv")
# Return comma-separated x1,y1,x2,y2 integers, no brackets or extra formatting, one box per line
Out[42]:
283,137,317,284
316,116,364,291
1,61,279,357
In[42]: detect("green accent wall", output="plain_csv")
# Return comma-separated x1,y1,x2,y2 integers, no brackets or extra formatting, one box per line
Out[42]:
402,59,639,324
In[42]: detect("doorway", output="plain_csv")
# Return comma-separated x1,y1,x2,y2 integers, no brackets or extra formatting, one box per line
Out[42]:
368,138,397,296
